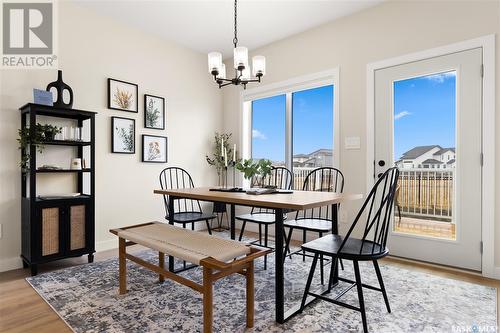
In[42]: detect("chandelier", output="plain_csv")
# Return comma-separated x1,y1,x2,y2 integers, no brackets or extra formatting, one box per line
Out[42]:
208,0,266,89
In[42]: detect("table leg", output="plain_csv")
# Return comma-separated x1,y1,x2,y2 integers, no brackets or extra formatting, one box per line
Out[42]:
332,203,338,234
274,208,285,323
168,196,175,272
230,204,235,240
331,204,339,285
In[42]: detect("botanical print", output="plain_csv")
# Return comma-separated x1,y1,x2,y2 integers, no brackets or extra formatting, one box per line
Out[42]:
114,87,133,110
112,117,135,153
108,78,138,112
142,135,167,162
147,141,161,160
145,95,165,129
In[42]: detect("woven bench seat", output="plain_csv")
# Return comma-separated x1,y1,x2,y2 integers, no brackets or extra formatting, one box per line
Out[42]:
117,222,250,265
110,221,268,333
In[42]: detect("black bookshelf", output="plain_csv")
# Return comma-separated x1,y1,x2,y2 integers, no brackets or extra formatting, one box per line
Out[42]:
20,103,97,276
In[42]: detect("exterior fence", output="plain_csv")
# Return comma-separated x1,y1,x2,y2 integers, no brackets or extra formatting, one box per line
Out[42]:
292,167,317,190
292,167,454,222
397,168,453,221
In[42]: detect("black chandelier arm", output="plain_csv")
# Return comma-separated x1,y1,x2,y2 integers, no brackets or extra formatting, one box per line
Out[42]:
241,77,261,84
215,77,234,83
219,82,234,89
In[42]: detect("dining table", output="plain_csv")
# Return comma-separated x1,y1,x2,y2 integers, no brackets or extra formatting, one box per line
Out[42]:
153,187,362,323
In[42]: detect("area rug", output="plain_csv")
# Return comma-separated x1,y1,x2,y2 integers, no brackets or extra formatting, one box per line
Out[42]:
27,235,497,333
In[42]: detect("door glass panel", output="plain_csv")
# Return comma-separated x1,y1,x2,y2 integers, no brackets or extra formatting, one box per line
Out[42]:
292,85,334,190
393,71,456,240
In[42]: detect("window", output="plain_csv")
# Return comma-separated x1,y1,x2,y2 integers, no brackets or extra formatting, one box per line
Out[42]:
292,85,334,170
245,72,337,190
251,95,286,166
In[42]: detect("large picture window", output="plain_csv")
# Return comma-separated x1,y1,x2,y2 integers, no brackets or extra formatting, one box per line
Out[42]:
245,73,337,190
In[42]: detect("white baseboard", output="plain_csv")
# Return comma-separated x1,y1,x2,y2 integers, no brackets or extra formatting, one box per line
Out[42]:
0,256,23,272
493,266,500,280
96,238,118,253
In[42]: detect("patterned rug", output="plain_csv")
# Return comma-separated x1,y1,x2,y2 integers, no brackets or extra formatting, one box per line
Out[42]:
27,234,497,333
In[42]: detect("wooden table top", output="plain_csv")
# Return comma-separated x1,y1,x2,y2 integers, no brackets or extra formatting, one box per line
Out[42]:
154,187,363,211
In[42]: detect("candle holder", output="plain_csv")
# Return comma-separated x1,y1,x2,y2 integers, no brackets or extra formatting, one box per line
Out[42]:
230,160,237,188
224,166,228,189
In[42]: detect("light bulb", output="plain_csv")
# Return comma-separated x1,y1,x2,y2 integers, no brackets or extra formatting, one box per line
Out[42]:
241,67,251,80
233,46,248,70
218,63,226,79
252,55,266,76
208,52,222,74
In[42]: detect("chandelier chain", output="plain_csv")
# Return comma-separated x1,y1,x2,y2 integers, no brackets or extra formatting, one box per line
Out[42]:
233,0,238,47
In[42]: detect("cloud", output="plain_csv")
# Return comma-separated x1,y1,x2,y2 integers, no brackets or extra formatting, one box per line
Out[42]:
424,71,456,83
394,110,411,120
252,129,267,140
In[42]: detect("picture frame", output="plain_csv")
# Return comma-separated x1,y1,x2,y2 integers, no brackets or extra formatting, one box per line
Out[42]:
112,117,135,154
108,78,138,112
142,135,167,163
144,94,165,130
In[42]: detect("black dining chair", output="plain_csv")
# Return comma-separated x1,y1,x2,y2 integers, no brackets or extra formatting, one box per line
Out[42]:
236,166,293,270
283,167,344,283
159,167,216,234
299,167,399,333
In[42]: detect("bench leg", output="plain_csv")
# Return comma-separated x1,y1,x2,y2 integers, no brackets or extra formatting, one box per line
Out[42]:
203,267,213,333
246,261,254,328
159,252,165,283
119,237,127,295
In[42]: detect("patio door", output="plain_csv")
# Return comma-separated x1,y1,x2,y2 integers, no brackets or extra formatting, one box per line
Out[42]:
374,48,483,270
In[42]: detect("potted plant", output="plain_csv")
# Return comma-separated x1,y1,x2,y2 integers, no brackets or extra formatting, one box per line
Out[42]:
235,158,273,187
18,123,62,172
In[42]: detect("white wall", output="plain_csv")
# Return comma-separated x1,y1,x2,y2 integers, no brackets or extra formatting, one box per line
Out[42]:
0,2,222,271
221,1,500,267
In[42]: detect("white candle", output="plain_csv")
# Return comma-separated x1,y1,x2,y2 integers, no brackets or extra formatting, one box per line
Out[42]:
224,147,228,167
233,144,236,161
221,138,224,156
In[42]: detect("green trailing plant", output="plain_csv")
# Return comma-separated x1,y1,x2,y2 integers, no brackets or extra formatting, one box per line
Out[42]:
235,158,273,186
206,132,234,181
17,123,62,172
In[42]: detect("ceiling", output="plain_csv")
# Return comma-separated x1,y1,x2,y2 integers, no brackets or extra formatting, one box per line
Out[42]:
75,0,383,58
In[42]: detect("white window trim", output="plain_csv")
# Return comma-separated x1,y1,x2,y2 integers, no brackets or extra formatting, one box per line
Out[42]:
239,68,340,187
366,35,496,279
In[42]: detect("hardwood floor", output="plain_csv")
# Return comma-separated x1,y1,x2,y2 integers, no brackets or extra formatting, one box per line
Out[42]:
1,232,498,333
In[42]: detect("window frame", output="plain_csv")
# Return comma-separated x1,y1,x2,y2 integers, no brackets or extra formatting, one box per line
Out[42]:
240,68,340,187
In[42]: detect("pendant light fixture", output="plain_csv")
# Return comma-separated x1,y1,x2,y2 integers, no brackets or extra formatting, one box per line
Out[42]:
208,0,266,89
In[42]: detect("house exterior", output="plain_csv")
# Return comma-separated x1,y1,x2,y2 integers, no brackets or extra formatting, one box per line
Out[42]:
396,145,455,169
293,149,333,168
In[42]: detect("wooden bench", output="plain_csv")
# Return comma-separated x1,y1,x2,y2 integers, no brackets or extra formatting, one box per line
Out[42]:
110,221,269,333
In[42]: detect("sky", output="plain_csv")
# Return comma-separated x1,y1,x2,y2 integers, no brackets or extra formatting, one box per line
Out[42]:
393,71,456,160
252,85,333,162
251,73,456,163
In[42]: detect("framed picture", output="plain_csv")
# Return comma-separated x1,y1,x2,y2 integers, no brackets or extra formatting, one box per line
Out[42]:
142,135,167,163
112,117,135,154
144,94,165,130
108,78,138,112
